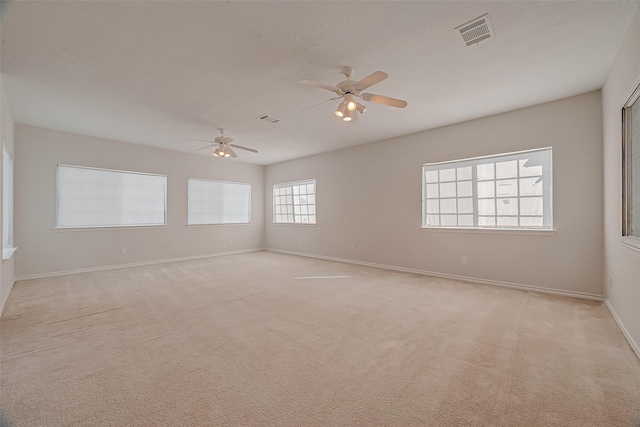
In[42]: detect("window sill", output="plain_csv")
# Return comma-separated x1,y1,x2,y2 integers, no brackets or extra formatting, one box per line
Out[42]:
272,223,317,226
622,236,640,253
186,223,252,227
3,247,17,260
420,227,556,236
54,225,168,232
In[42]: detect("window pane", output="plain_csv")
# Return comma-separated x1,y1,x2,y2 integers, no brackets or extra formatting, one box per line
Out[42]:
496,160,518,178
520,197,543,216
519,159,542,177
477,181,495,198
426,199,439,214
477,163,495,181
496,179,518,197
439,168,456,182
457,198,473,214
425,170,438,183
497,198,518,216
479,216,496,226
439,182,456,198
520,216,543,227
457,181,472,197
478,199,495,215
440,199,457,214
457,167,472,180
426,183,439,198
57,165,166,227
425,214,440,226
458,215,473,226
497,217,519,227
273,179,316,224
441,215,457,226
520,177,544,196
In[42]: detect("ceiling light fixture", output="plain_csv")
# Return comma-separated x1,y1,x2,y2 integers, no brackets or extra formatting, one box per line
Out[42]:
342,109,353,122
345,94,357,111
213,145,230,158
335,102,346,117
355,102,366,114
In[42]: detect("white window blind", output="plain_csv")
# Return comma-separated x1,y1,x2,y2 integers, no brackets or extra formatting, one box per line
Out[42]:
3,145,13,247
623,82,640,246
273,179,316,224
188,179,251,225
56,165,167,228
422,148,553,229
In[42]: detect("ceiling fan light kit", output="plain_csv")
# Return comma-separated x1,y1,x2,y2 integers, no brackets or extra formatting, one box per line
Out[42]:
188,129,258,159
299,66,407,123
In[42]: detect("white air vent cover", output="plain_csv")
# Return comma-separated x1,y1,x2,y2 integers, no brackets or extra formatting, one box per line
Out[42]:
456,14,493,46
258,114,280,124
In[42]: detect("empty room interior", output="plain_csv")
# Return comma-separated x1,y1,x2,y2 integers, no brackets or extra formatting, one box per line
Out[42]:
1,1,640,426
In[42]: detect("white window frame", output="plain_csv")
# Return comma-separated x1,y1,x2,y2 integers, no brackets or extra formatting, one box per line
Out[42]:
3,144,16,260
56,164,167,229
187,178,251,226
622,79,640,251
273,179,316,225
422,148,553,231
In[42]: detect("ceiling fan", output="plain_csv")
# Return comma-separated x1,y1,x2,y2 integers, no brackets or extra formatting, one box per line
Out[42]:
299,66,407,122
188,129,258,158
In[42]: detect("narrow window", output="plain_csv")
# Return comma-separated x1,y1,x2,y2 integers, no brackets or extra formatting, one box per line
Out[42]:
622,81,640,248
56,165,167,228
273,179,316,224
188,179,251,225
422,148,553,230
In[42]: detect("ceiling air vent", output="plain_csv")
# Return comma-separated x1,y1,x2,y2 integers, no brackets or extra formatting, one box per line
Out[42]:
455,14,493,46
258,114,280,124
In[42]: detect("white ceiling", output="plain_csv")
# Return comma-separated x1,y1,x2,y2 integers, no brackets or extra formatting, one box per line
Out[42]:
1,1,637,165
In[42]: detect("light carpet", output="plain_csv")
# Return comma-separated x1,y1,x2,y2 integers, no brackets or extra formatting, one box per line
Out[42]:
1,251,639,426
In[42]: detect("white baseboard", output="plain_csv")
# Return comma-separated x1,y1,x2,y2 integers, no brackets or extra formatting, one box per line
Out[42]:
15,248,266,282
267,248,604,301
605,300,640,361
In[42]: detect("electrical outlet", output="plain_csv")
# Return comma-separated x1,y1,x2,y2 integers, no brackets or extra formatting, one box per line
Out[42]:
608,276,613,289
461,256,468,265
298,240,302,246
120,248,127,255
228,239,232,245
350,244,355,252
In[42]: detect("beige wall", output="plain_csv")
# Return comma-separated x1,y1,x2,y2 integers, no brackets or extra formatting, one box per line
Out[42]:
14,124,265,278
266,91,604,297
1,78,16,314
602,9,640,350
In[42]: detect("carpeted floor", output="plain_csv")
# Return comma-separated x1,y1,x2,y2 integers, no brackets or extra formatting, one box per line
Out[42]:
1,251,639,426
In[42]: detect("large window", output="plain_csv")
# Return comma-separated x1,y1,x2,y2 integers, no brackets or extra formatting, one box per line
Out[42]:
422,148,553,229
623,81,640,248
273,179,316,224
3,145,13,249
188,179,251,225
57,165,167,228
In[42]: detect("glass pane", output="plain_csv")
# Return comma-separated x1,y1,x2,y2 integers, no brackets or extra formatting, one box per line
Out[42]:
439,182,456,198
425,214,440,226
497,217,519,227
520,197,543,216
440,199,457,214
307,183,315,194
477,181,495,198
497,198,518,215
457,198,473,214
496,179,518,197
479,216,496,226
441,215,457,226
457,181,472,197
519,177,543,196
478,199,495,215
301,205,308,214
426,183,439,198
519,159,543,177
457,167,472,181
309,215,316,224
425,170,439,183
294,206,300,214
439,168,456,182
426,199,439,214
520,216,543,227
293,186,299,195
307,194,316,204
458,215,473,226
275,214,282,222
477,162,495,181
496,160,518,179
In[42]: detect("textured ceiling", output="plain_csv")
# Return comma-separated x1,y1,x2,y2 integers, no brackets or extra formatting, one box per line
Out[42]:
1,1,637,165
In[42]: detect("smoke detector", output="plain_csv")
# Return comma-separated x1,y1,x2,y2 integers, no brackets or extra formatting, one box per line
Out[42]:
455,14,494,46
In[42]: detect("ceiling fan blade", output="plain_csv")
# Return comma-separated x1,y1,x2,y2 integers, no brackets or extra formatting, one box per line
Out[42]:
298,80,343,95
225,146,238,158
361,93,407,108
188,138,216,143
354,71,388,91
194,144,214,152
229,143,258,153
297,96,339,114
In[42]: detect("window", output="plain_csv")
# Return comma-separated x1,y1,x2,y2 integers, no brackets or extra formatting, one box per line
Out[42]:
273,179,316,224
56,165,167,228
422,148,553,229
623,81,640,248
188,179,251,225
3,145,13,249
